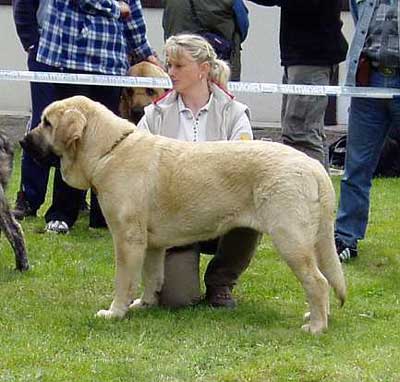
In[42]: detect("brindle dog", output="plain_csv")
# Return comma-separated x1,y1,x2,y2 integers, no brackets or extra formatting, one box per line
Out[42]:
0,133,28,271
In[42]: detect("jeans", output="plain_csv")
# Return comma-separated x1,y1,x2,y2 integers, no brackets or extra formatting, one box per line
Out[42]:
335,70,400,247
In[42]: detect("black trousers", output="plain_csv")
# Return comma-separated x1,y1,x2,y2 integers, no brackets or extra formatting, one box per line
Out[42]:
44,69,121,228
21,49,56,212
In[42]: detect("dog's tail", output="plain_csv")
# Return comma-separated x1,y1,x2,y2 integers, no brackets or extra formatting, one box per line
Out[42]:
315,170,346,306
316,231,346,306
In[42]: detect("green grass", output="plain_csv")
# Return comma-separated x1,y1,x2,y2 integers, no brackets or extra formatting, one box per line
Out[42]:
1,150,400,381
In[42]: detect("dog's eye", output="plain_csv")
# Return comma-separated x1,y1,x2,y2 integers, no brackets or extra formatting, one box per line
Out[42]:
146,88,155,97
126,88,134,97
43,117,52,128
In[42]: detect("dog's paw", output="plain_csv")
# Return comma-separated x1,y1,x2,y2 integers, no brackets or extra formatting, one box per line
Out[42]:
301,322,326,335
129,298,152,310
95,309,125,319
304,310,329,322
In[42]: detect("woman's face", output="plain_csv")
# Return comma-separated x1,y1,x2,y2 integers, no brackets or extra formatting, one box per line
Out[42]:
166,49,209,94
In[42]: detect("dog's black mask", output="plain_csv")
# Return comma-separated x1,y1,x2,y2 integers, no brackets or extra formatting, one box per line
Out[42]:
19,135,60,168
129,107,145,125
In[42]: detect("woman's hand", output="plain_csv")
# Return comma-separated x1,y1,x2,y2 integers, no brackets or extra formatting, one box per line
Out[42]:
118,1,131,20
146,54,164,69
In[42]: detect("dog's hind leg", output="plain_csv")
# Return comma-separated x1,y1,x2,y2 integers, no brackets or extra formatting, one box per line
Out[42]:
97,238,145,319
285,250,329,334
0,187,29,271
129,248,165,309
271,228,329,335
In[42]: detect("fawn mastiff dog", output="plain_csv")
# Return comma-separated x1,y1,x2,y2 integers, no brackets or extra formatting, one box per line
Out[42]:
21,96,346,334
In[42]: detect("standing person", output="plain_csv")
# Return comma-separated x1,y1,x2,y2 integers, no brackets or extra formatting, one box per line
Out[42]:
35,0,159,233
162,0,249,81
248,0,348,169
138,34,260,308
335,0,400,262
12,0,56,220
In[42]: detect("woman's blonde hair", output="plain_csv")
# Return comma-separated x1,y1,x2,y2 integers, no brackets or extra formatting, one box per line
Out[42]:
164,34,231,88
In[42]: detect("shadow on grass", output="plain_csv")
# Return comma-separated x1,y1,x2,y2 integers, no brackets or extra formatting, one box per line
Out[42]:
80,298,286,340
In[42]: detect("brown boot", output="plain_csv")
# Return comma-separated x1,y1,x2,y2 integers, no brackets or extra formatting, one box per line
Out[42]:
206,286,236,309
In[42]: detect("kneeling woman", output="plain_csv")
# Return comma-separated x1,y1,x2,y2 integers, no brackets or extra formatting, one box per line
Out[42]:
138,34,260,308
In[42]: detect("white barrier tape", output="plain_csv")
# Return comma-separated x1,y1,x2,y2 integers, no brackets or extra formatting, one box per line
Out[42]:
227,81,400,99
1,69,400,99
0,69,172,89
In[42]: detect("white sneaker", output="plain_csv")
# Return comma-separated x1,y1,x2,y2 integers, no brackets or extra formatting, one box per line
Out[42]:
45,220,69,234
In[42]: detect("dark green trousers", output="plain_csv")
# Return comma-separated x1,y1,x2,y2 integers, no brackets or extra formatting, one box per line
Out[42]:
159,227,261,307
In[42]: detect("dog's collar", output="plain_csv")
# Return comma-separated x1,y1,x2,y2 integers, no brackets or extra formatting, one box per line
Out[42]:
102,130,133,158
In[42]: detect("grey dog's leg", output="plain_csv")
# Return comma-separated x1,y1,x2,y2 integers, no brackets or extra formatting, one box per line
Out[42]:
0,187,29,271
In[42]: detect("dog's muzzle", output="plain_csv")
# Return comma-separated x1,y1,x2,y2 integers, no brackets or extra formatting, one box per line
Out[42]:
20,134,59,167
129,107,145,125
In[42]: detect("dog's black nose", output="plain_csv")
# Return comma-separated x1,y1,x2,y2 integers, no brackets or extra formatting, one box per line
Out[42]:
19,135,59,167
19,135,36,156
19,135,42,159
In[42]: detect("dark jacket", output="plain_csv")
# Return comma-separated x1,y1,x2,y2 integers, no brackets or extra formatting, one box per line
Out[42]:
162,0,244,80
249,0,348,66
162,0,236,42
12,0,40,52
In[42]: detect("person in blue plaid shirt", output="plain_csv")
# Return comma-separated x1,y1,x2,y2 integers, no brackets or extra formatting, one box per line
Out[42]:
35,0,159,234
37,0,157,75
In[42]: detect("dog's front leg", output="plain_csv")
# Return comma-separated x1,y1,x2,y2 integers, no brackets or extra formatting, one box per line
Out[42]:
97,238,145,319
0,188,29,271
130,248,165,309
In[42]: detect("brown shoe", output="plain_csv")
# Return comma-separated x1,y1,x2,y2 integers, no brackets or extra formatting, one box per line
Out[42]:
206,286,236,309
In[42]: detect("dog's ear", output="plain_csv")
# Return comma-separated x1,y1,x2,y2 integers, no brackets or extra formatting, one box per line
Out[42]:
59,108,87,151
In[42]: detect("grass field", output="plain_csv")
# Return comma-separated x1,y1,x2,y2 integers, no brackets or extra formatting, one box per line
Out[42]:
1,150,399,381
